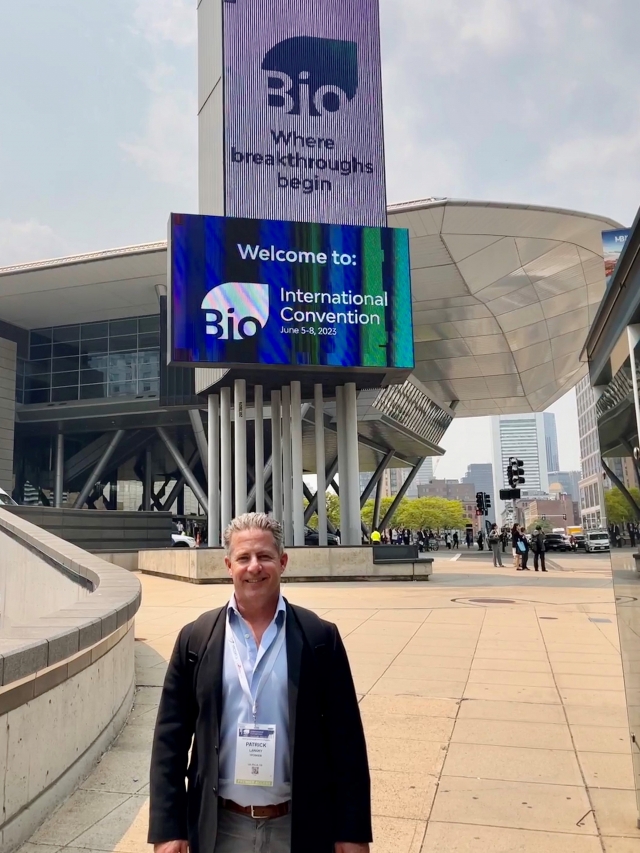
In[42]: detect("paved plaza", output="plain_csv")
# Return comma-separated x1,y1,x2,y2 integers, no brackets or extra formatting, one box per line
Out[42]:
19,552,640,853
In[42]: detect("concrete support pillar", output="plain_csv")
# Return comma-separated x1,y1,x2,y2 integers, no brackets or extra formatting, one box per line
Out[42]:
234,379,247,515
54,432,64,508
254,385,265,513
220,386,232,532
314,383,327,546
208,393,220,546
344,382,361,546
372,478,383,531
271,390,283,524
281,385,293,546
291,380,304,546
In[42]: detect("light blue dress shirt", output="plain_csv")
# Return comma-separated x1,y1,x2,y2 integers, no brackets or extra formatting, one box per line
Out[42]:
218,593,291,806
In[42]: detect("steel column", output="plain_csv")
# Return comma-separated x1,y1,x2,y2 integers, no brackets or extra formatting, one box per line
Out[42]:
344,383,361,546
143,445,153,511
221,386,232,531
156,427,208,513
161,450,199,512
54,432,64,508
189,409,208,481
208,394,220,546
291,380,304,545
372,478,383,531
379,457,426,530
254,385,265,513
234,379,247,514
314,384,327,546
271,391,283,524
360,450,394,507
74,430,126,509
281,385,293,546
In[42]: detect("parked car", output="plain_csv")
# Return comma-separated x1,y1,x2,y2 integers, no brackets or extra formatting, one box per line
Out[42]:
171,522,196,548
584,530,610,553
544,533,570,552
572,534,586,551
304,526,339,546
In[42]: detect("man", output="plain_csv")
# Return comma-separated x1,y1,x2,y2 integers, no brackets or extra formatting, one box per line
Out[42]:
148,512,371,853
532,525,547,571
370,528,381,544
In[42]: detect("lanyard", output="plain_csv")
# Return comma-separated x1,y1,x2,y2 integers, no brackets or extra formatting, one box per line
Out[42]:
227,610,286,724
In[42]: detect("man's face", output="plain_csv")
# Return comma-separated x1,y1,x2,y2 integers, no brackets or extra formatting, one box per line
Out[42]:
225,528,287,606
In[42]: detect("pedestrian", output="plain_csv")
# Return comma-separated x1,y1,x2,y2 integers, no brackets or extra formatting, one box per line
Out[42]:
335,527,341,545
518,526,530,570
452,531,459,549
465,530,472,548
477,530,484,551
630,524,637,548
532,524,547,571
488,523,502,567
402,528,411,545
370,529,381,544
148,512,372,853
445,532,451,550
501,528,508,553
511,523,521,569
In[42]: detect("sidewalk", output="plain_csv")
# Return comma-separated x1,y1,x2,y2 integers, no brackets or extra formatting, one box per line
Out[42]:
20,559,640,853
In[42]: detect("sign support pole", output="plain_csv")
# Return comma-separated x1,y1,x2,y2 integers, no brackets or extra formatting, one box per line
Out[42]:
208,393,220,546
220,386,232,533
234,379,247,515
281,385,293,546
344,382,361,546
336,385,350,544
271,390,283,524
291,380,304,545
314,384,327,546
254,385,264,513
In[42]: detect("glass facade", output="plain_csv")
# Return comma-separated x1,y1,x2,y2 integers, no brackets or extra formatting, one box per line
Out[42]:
17,316,160,405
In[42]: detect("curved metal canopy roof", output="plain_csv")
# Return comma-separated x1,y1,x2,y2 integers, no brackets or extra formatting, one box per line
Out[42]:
388,199,621,416
0,198,621,417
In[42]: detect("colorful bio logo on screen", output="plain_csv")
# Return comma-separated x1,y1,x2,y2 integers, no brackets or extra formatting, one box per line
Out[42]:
262,36,358,117
201,282,270,340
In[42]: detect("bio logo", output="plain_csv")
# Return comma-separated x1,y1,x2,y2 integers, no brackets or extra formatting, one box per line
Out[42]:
201,282,269,340
262,36,357,117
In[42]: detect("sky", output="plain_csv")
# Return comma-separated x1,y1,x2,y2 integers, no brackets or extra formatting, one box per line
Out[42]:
1,0,639,478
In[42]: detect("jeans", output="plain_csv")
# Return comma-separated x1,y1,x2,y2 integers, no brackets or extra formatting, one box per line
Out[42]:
214,809,292,853
534,551,546,571
491,543,503,566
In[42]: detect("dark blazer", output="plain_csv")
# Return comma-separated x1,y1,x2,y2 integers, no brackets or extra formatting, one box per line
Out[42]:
148,599,372,853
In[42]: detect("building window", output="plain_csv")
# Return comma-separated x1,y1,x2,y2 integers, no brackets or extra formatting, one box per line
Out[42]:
22,316,160,405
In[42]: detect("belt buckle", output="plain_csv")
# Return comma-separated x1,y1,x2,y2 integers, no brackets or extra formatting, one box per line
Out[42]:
250,805,266,819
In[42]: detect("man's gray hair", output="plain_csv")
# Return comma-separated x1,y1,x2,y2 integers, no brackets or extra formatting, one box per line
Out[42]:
223,512,285,555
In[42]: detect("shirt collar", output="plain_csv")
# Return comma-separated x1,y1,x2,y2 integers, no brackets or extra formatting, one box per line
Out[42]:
228,592,286,623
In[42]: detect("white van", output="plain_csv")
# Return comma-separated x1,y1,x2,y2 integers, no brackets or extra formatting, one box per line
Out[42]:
584,530,610,553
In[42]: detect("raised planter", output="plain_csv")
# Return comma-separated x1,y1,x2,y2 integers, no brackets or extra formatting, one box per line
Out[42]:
138,545,433,583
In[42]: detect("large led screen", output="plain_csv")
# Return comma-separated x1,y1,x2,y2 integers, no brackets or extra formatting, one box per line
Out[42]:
223,0,386,227
169,214,413,372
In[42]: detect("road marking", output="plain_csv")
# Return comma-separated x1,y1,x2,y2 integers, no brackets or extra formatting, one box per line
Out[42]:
450,553,461,561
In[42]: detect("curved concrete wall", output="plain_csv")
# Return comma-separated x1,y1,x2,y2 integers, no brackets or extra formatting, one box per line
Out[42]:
0,509,141,852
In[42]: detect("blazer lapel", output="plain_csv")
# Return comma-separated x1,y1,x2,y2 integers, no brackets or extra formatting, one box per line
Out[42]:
196,606,226,731
285,600,303,766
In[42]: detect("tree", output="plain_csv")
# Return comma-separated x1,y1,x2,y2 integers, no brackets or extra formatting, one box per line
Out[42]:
604,487,640,525
361,496,402,529
527,518,553,534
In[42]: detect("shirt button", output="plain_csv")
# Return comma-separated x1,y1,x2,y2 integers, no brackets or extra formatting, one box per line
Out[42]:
245,634,250,639
212,785,217,793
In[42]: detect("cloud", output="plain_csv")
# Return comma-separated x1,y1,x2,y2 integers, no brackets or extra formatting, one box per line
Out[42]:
120,63,197,190
0,219,68,268
131,0,196,47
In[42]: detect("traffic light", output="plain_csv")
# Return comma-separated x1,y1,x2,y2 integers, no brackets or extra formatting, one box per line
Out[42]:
562,514,567,520
483,493,491,512
507,457,525,487
476,492,485,513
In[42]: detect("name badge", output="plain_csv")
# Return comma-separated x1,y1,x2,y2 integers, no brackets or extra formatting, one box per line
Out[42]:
234,724,276,786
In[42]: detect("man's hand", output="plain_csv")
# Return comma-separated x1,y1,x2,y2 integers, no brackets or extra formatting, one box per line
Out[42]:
154,841,188,853
335,844,370,853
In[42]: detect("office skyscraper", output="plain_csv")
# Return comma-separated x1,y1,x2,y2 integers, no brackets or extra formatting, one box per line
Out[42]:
491,414,550,519
543,412,560,474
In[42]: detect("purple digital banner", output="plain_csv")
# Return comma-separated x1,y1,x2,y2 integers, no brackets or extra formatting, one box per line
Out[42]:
223,0,386,227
